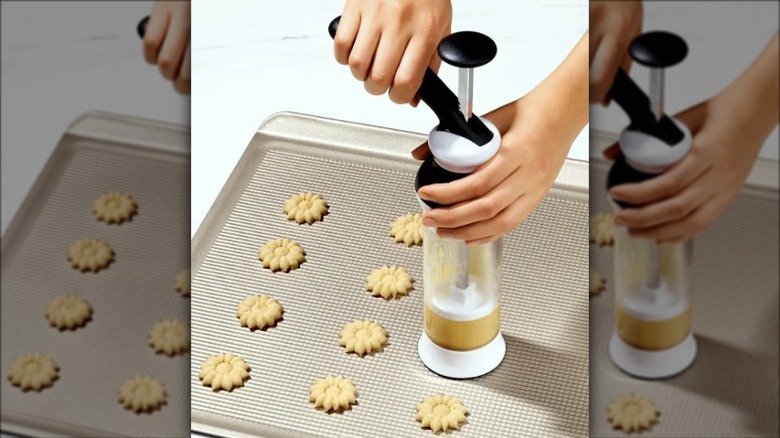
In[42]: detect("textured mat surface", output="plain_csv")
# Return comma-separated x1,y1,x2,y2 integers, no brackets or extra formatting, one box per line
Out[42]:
1,113,190,437
191,113,589,438
589,131,779,438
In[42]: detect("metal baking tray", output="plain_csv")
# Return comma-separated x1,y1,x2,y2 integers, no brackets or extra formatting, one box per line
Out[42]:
190,112,590,438
589,130,779,437
1,111,190,437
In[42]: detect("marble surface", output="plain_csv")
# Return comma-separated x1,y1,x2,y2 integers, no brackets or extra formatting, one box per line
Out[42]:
191,0,590,236
591,1,779,160
0,1,190,235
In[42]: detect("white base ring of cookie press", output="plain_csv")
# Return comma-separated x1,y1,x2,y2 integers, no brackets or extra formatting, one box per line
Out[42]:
418,331,506,379
609,331,697,380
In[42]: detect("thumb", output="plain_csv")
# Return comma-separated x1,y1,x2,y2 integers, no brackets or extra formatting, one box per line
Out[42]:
411,142,431,161
673,99,709,136
603,142,621,160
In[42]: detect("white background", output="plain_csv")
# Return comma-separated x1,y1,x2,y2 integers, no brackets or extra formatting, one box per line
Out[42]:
191,0,590,236
1,1,190,234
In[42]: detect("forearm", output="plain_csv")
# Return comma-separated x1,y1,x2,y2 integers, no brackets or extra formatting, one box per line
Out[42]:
719,32,779,148
529,31,590,145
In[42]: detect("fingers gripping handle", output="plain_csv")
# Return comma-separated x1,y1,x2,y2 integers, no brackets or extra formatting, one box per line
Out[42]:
327,16,493,146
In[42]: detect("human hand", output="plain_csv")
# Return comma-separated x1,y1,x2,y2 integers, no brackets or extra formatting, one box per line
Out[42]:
142,1,191,95
333,0,452,106
589,1,642,105
413,33,589,245
607,34,779,244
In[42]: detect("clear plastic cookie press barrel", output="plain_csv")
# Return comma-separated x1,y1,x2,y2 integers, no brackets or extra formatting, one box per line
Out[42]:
423,228,502,351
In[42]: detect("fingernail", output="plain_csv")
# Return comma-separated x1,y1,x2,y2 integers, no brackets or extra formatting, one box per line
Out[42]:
422,217,436,227
417,190,430,201
613,216,627,227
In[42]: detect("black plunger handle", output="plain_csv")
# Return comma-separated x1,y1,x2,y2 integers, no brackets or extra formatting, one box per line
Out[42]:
629,31,688,68
437,31,497,69
328,16,493,146
608,31,690,145
137,15,150,39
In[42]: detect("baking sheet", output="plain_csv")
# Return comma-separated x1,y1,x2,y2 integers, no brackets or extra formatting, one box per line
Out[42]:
1,111,190,437
190,112,590,438
589,130,779,437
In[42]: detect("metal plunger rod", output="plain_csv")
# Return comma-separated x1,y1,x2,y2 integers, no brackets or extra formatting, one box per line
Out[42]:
649,68,665,120
647,245,661,289
458,68,474,120
647,67,664,289
455,66,474,289
455,246,470,289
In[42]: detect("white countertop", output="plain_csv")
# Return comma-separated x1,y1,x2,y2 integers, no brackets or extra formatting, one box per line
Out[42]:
191,0,590,236
0,1,190,235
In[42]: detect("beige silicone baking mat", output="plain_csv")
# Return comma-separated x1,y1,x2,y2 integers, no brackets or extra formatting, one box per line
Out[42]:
589,130,779,437
1,111,190,437
190,112,590,438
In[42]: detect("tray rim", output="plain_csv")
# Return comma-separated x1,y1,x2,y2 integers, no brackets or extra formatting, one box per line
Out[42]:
0,110,190,438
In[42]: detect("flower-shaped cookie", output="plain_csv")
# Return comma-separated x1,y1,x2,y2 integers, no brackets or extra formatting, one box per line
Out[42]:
308,375,357,412
416,394,468,433
590,213,615,246
365,265,414,300
236,294,284,330
175,269,191,297
45,295,92,330
7,354,59,391
607,394,659,433
390,213,423,246
92,192,137,224
67,238,113,272
339,320,388,356
283,192,329,224
590,267,606,297
148,320,190,356
118,376,166,413
258,238,306,272
199,353,250,391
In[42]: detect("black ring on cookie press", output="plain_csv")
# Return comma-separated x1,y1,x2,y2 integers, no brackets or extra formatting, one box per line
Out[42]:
415,156,469,209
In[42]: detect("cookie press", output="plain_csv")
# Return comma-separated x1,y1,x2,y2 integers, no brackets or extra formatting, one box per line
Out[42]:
328,18,505,378
607,31,696,379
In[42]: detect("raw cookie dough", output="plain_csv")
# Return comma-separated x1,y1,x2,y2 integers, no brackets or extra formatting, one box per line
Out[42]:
416,394,468,433
67,238,113,272
236,294,283,330
284,192,329,224
7,354,58,391
258,238,306,272
118,376,166,413
339,320,388,356
590,267,606,297
45,295,92,330
308,375,357,412
175,269,191,297
590,213,615,246
365,265,414,300
148,320,190,356
390,213,424,246
199,353,250,391
607,394,659,433
92,192,137,224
